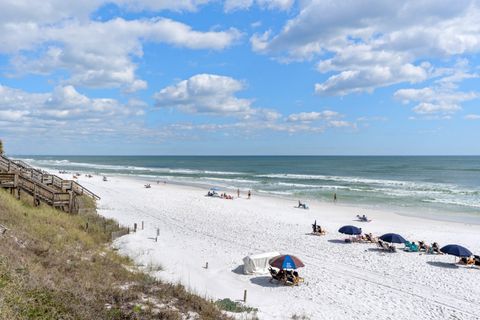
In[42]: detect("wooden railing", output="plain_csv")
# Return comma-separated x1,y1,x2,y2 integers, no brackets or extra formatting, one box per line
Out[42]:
0,155,99,200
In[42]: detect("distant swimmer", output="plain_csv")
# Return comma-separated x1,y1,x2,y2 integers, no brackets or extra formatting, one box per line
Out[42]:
237,188,240,198
333,193,337,203
248,190,251,199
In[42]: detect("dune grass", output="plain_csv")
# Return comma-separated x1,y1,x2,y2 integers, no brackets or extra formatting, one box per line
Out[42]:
0,189,229,319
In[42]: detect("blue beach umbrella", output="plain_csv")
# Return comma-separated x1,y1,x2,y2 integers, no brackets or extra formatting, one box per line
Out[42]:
269,255,305,270
379,233,407,244
440,244,472,257
338,225,362,235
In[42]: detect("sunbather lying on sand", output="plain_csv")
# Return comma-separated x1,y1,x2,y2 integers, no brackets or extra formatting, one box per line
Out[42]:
356,214,371,222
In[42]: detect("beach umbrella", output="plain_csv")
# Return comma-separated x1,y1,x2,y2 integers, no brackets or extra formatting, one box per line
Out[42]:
269,255,304,270
440,244,472,257
379,233,407,244
338,225,362,235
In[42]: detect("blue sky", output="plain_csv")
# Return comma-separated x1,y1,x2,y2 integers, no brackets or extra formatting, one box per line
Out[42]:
1,0,479,155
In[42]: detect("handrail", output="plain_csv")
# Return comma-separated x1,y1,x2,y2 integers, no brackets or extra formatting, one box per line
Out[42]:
0,155,100,200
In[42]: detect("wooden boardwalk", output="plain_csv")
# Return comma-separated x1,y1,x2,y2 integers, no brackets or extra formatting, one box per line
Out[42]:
0,155,99,213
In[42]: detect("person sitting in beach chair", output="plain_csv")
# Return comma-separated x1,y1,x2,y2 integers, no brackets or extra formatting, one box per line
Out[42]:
474,255,480,267
431,242,442,254
311,222,326,235
269,267,286,283
285,270,295,284
458,256,475,266
365,233,376,243
297,201,308,209
284,270,304,286
404,241,419,252
378,240,396,252
418,241,428,251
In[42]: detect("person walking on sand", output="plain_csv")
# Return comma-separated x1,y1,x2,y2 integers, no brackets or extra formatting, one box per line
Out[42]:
237,188,240,198
248,190,251,199
333,192,337,203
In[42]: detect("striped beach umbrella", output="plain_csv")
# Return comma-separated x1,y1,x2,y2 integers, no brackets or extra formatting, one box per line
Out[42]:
269,255,305,270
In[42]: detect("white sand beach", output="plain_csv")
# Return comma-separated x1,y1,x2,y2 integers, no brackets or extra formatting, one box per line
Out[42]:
70,174,480,319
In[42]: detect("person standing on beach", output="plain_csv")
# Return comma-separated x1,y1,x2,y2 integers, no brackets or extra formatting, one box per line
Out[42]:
237,188,240,198
333,193,337,203
248,190,251,199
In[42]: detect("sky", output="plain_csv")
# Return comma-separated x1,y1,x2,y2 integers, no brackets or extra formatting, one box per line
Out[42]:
0,0,480,155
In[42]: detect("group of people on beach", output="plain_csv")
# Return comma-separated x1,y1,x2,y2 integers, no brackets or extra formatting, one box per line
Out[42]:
269,267,302,286
309,219,466,258
207,188,252,199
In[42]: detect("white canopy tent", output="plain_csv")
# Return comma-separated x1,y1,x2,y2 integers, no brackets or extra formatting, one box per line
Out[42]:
242,251,281,275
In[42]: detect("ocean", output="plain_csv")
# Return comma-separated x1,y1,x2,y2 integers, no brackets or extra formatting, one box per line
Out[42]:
15,155,480,223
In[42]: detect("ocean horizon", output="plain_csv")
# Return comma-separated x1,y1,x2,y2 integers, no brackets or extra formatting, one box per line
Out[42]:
14,155,480,224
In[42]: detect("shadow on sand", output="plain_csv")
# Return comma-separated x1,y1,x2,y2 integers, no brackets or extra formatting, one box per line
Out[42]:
328,239,348,244
249,276,280,288
231,265,245,275
304,232,324,237
427,261,459,269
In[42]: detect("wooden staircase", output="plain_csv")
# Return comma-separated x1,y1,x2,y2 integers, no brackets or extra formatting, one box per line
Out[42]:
0,155,100,213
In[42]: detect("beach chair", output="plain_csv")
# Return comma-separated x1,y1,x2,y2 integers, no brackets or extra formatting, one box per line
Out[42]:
269,268,286,283
418,241,428,251
474,255,480,267
311,225,326,236
378,240,395,252
377,240,384,249
431,243,442,254
365,233,377,243
458,257,475,266
404,242,419,252
404,241,413,251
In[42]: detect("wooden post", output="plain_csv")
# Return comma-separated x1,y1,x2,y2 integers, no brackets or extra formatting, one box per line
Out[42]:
134,223,137,232
243,290,247,303
68,191,74,213
33,184,38,206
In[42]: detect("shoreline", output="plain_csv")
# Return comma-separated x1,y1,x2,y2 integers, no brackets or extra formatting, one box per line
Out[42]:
59,171,480,319
82,171,480,226
19,156,480,225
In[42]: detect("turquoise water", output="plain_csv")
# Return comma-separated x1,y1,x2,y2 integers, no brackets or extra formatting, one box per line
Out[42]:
16,156,480,223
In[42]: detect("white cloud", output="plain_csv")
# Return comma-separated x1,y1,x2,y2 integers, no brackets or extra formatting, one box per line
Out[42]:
394,60,479,115
465,114,480,120
224,0,294,12
287,110,339,122
251,0,480,95
114,0,211,12
154,74,253,115
411,103,461,115
0,84,145,139
1,3,240,92
328,120,355,128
